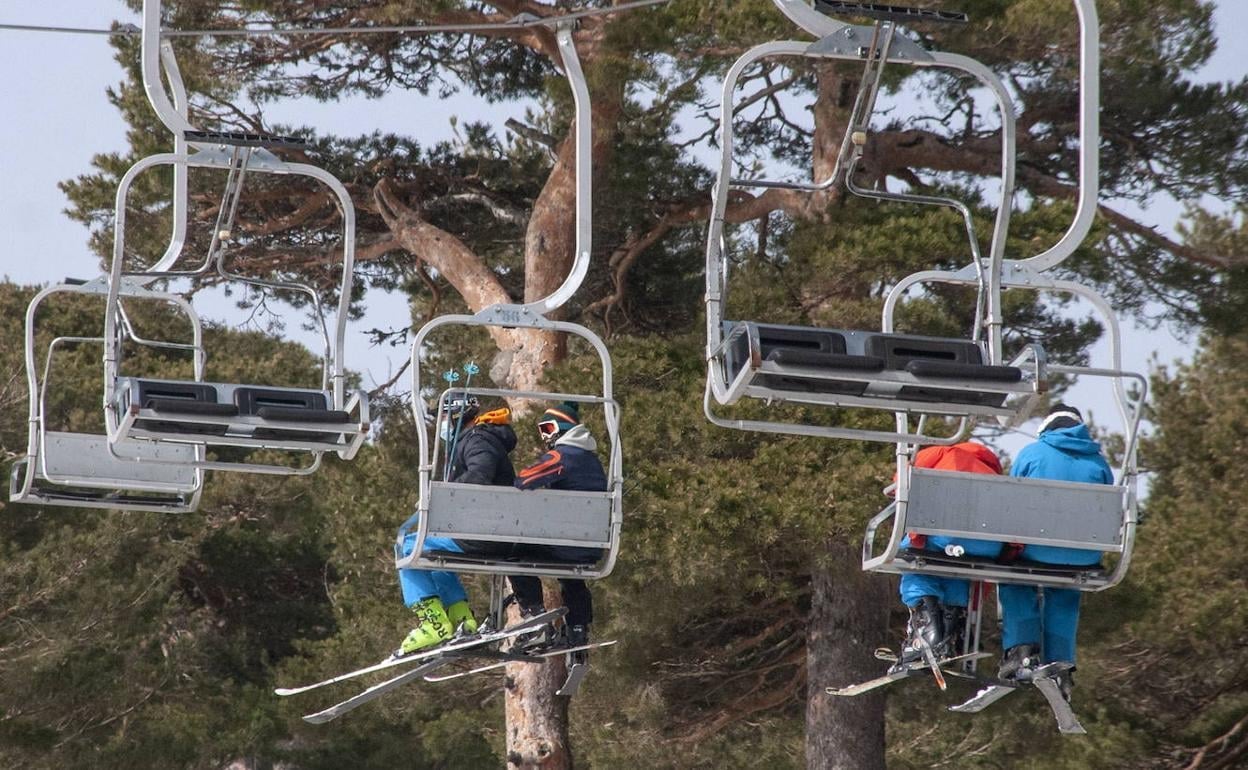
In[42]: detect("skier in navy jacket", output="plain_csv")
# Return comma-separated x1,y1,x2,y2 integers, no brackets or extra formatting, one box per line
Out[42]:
509,402,607,647
998,403,1114,697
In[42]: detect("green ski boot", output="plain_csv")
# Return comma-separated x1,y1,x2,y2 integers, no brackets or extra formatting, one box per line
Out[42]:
445,600,479,636
399,597,454,655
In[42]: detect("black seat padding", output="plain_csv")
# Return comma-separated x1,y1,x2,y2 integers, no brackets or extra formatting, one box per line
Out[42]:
255,406,351,423
768,349,885,371
184,130,310,150
236,388,350,442
757,325,847,358
866,334,984,368
426,547,600,567
867,334,1008,407
136,380,232,435
906,359,1023,382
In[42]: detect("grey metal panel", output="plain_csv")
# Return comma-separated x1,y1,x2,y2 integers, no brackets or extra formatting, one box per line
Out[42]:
426,482,612,547
906,468,1124,550
42,431,198,491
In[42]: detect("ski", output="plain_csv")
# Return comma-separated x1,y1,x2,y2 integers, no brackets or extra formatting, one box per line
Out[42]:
1032,672,1086,734
302,659,448,724
557,651,590,697
826,651,991,696
421,640,616,684
948,661,1077,724
275,608,566,697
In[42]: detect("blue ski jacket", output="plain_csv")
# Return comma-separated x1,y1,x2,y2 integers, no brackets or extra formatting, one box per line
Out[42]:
1010,424,1114,565
515,425,608,492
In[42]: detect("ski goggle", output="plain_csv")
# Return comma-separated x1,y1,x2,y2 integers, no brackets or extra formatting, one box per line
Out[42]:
537,420,561,441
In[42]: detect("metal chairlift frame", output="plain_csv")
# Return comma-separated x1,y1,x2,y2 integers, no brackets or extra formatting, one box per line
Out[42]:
394,24,624,582
848,0,1145,590
100,0,368,476
10,277,207,513
704,0,1042,445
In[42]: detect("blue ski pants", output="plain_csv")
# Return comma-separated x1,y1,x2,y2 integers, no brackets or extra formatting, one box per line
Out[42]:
998,584,1081,664
898,534,1001,608
398,533,468,607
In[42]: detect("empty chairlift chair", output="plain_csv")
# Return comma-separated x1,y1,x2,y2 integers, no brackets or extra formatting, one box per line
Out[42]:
705,0,1048,443
100,0,369,475
9,278,205,512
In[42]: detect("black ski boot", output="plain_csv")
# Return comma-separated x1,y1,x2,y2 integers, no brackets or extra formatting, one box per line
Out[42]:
998,643,1039,682
890,596,947,672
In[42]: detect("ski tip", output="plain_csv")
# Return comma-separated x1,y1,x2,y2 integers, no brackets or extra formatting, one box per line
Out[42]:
302,712,336,725
274,687,299,697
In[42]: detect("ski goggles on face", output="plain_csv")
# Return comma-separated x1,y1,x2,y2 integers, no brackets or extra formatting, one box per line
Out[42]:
537,420,561,440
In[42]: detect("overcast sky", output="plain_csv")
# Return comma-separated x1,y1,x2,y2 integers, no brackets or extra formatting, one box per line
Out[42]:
0,2,1244,421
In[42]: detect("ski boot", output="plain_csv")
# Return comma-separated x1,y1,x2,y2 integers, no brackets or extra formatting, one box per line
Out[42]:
1054,668,1075,703
445,599,479,636
397,597,455,656
890,596,947,673
998,643,1039,682
511,602,554,650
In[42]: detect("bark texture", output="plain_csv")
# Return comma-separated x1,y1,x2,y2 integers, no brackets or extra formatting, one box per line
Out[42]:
805,540,892,770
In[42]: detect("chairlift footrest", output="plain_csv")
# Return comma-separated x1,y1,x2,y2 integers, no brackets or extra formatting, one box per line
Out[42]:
813,1,969,24
184,130,311,150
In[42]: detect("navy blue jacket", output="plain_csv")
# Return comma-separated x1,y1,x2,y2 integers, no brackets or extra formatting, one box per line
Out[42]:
514,425,607,492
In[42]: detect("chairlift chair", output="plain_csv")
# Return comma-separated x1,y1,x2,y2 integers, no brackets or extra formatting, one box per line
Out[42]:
704,0,1049,444
857,0,1145,588
100,0,369,476
394,25,624,583
9,277,205,513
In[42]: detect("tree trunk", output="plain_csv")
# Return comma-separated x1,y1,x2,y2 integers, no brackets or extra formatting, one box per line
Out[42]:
805,539,891,769
503,584,573,769
501,64,625,769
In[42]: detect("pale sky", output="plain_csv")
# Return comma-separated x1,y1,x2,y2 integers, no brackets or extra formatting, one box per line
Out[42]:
0,1,1244,417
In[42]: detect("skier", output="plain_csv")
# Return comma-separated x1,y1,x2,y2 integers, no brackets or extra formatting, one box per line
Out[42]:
395,396,517,655
509,402,608,649
997,404,1114,699
891,441,1004,670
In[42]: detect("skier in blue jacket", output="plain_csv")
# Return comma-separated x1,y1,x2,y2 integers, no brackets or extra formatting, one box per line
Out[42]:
998,404,1114,696
508,402,608,648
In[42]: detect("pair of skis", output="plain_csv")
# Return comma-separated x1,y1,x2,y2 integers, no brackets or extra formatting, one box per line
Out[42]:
827,648,1084,734
948,661,1084,734
277,609,610,724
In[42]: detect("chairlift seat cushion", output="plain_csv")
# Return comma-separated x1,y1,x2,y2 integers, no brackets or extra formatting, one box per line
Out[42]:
254,406,352,424
866,334,984,368
906,359,1023,382
767,349,885,371
136,381,233,435
184,129,310,150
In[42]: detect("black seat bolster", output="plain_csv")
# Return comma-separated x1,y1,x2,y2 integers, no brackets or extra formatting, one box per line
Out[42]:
768,349,885,371
867,334,984,370
145,398,239,417
256,406,352,424
906,360,1023,383
425,548,599,567
235,387,329,416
